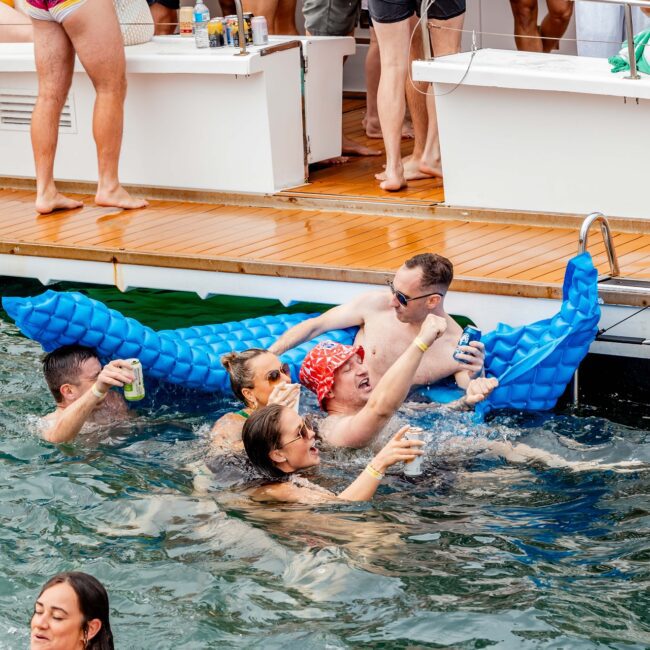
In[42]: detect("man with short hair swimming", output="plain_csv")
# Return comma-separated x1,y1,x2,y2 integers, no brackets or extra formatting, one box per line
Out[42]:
41,345,134,443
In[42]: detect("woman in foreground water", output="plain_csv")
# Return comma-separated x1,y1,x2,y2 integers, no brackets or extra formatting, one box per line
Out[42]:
242,403,423,503
31,571,114,650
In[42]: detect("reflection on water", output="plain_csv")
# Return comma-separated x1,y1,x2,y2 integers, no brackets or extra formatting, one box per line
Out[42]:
1,316,649,649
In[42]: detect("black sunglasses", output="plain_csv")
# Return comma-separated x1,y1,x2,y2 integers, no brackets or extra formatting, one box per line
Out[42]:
387,280,443,308
266,362,291,383
278,415,316,449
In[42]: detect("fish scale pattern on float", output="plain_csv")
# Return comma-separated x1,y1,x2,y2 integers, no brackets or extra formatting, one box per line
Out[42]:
2,253,599,414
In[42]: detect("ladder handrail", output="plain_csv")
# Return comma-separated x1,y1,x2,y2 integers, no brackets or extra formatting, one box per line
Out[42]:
578,212,621,278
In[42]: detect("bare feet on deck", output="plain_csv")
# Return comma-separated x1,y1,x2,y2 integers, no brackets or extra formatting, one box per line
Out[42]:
95,184,148,210
317,155,350,166
376,155,441,183
35,191,84,215
376,168,407,192
342,135,381,157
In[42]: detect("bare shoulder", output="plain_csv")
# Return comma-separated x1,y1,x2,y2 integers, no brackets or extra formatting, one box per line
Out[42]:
211,412,245,434
210,412,246,449
247,480,332,503
362,289,392,313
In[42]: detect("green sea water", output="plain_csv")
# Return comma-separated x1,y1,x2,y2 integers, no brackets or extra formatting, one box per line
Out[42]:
1,281,649,649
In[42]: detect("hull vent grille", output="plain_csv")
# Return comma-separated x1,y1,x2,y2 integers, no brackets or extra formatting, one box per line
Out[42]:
0,89,76,132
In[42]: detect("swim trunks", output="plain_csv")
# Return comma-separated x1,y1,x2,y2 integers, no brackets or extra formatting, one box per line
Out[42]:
368,0,465,24
25,0,87,23
146,0,179,9
303,0,361,36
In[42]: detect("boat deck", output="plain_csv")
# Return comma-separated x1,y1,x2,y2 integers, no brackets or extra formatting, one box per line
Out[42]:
279,98,445,205
1,187,650,304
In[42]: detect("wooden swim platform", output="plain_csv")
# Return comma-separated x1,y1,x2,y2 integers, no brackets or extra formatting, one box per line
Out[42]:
1,187,650,306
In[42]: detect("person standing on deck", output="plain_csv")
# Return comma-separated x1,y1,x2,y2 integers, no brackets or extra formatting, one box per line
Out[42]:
269,252,484,396
368,0,466,191
509,0,573,52
25,0,148,214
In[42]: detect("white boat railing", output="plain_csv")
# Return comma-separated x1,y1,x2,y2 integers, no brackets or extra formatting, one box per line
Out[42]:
419,0,650,79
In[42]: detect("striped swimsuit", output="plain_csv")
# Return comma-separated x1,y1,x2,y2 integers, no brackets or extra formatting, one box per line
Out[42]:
25,0,87,23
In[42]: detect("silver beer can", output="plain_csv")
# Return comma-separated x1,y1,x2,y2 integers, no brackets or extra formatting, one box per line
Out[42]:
403,426,424,476
123,359,145,401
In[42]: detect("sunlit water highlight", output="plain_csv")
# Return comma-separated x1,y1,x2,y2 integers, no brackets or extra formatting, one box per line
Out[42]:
1,315,649,648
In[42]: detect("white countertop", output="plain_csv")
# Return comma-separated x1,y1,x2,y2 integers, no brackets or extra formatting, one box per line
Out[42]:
412,48,650,99
0,34,354,76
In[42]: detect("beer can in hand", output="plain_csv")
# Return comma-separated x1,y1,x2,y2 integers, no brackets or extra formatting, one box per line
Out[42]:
123,359,145,401
453,325,482,363
403,426,424,476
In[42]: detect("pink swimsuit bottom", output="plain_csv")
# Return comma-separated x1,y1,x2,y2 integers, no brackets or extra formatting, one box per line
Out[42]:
25,0,88,23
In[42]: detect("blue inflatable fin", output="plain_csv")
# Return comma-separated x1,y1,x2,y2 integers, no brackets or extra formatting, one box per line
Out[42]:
475,252,600,417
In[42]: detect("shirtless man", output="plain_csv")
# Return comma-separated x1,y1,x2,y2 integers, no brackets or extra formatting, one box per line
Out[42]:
41,345,134,443
299,314,497,448
270,252,482,393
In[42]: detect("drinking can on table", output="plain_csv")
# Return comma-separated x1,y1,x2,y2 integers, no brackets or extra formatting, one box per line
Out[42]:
403,426,424,476
123,359,145,401
453,325,482,363
208,17,225,47
243,12,254,44
251,15,268,45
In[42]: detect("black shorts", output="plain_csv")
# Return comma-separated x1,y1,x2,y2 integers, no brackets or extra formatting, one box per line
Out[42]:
147,0,179,9
368,0,465,24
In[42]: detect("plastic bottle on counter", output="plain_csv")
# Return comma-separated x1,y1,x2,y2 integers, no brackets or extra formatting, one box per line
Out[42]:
193,0,210,49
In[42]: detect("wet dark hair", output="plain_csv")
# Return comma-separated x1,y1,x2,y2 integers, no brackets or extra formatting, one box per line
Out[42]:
42,345,100,403
220,348,267,407
404,253,453,292
242,404,288,479
36,572,114,650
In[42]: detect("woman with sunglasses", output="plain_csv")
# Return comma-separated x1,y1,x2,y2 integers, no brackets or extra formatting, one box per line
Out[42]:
210,349,300,452
242,403,423,502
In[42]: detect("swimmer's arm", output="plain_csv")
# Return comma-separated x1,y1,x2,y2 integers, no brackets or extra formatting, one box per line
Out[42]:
268,293,370,355
453,341,486,389
41,390,106,443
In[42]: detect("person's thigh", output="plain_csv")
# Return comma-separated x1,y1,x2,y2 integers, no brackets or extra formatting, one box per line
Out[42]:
31,19,75,100
303,0,361,36
60,0,125,91
428,11,463,55
368,0,416,25
509,0,538,19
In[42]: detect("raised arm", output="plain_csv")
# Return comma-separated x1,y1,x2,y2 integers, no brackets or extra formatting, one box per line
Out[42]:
326,314,447,448
269,292,370,355
42,360,134,443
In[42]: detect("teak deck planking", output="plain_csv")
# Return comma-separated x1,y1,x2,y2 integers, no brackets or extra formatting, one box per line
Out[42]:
1,188,650,304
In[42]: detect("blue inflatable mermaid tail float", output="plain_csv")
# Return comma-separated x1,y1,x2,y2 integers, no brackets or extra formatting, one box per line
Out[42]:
2,253,600,417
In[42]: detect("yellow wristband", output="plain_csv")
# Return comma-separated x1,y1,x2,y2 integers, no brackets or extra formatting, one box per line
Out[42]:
365,464,384,481
90,383,107,400
414,336,429,353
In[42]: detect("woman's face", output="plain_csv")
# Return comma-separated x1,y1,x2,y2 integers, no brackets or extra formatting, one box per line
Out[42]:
31,582,87,649
273,407,320,472
246,353,291,407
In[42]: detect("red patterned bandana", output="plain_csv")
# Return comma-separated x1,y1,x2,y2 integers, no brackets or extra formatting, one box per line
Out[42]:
299,341,365,408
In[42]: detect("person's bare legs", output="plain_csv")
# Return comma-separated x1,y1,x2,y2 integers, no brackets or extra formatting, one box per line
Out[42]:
273,0,298,34
417,13,464,178
149,2,177,36
540,0,573,52
373,17,411,191
510,0,543,52
30,20,83,214
0,3,33,42
243,0,279,31
363,27,382,138
62,0,147,209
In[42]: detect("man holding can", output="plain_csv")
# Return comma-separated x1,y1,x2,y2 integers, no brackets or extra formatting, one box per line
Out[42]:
298,314,497,448
40,345,135,443
270,253,483,396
